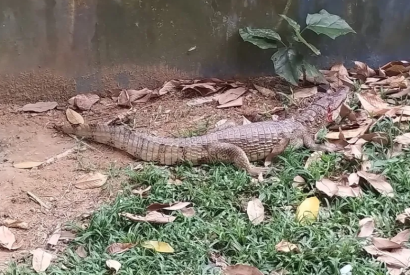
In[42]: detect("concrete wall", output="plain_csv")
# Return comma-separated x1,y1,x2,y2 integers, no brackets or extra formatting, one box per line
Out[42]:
0,0,409,103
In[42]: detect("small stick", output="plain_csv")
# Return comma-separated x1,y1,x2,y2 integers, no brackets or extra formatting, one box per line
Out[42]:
27,191,50,210
40,147,78,167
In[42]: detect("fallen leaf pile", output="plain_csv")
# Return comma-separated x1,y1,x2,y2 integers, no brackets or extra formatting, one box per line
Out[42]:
363,229,410,274
121,201,195,225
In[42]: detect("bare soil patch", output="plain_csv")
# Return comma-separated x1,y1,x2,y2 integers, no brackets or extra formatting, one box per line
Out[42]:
0,84,284,269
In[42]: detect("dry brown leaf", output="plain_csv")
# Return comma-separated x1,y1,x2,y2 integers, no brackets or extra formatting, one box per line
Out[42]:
388,88,410,98
343,138,367,159
218,87,247,105
372,237,402,250
363,245,384,256
394,133,410,145
326,124,370,139
182,82,217,94
275,240,299,253
370,75,407,89
328,64,354,87
386,265,402,275
146,203,172,212
253,84,276,98
377,248,410,269
47,230,61,246
353,61,376,77
31,248,53,272
293,86,317,99
106,243,136,254
75,245,87,258
217,97,243,108
396,208,410,224
331,63,349,77
106,259,121,272
391,229,410,244
357,171,394,197
75,172,108,189
131,186,151,197
246,198,264,225
224,264,264,275
365,77,383,84
337,186,363,197
71,94,100,111
121,211,176,224
380,61,410,76
316,178,362,198
1,219,29,230
357,91,390,114
348,173,360,186
159,80,180,95
132,93,152,103
358,217,375,238
339,103,357,121
66,108,84,125
128,88,152,103
316,179,338,197
0,226,16,250
13,161,43,169
180,207,196,218
163,202,192,211
242,116,251,125
21,101,58,113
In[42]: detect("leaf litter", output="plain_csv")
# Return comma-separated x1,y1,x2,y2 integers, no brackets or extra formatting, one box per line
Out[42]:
246,198,264,225
141,241,174,253
75,172,108,189
120,211,176,224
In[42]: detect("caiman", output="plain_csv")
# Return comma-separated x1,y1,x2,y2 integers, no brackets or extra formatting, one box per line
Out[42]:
56,87,348,176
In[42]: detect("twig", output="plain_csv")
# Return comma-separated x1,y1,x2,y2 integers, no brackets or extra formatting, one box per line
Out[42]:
40,147,78,167
27,191,50,210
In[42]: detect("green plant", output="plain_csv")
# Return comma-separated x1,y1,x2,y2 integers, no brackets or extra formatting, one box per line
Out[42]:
239,9,356,86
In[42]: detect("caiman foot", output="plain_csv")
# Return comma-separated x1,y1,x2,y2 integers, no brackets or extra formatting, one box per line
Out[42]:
205,142,270,177
303,135,344,153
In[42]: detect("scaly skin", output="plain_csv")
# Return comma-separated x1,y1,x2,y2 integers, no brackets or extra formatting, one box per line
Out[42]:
56,87,349,176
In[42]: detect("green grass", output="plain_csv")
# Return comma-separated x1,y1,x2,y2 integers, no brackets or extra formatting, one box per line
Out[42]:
4,120,410,275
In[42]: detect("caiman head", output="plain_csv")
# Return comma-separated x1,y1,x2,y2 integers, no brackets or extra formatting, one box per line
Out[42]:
299,86,350,128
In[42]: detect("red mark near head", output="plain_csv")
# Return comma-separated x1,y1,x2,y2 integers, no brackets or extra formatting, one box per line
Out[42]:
326,105,333,122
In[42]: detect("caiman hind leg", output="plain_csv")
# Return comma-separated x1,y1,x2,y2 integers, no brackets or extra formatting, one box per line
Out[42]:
204,142,269,177
302,133,343,152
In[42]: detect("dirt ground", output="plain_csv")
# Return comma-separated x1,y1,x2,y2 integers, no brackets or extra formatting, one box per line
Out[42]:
0,85,285,269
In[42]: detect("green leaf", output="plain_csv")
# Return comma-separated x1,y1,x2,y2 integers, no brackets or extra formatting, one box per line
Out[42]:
306,9,356,39
279,14,300,32
242,27,282,41
279,14,320,55
239,28,281,50
302,60,327,83
271,48,302,86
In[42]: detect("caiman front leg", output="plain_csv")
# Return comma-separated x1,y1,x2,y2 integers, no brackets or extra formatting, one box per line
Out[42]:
302,133,343,152
205,142,269,177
